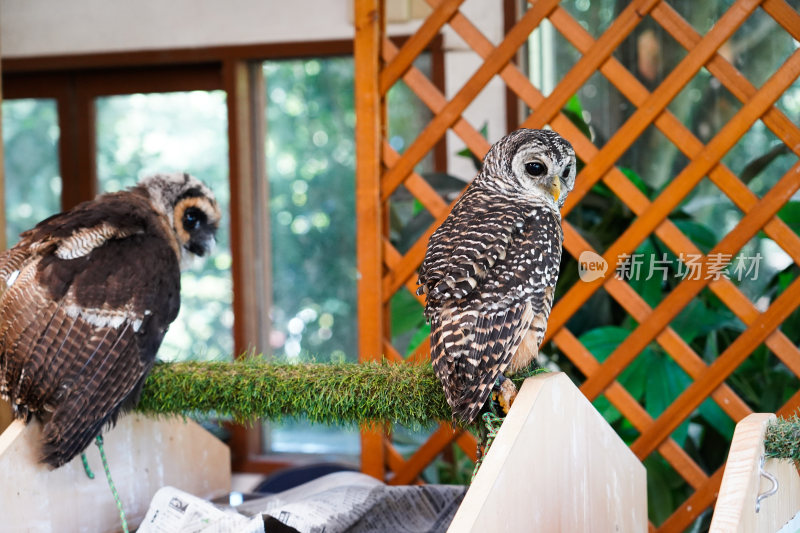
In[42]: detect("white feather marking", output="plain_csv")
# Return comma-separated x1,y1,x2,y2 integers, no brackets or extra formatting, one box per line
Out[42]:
5,270,20,287
64,304,143,332
56,223,119,260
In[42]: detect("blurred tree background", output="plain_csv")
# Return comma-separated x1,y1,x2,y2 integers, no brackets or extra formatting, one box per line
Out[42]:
263,55,435,454
95,91,233,362
2,99,61,242
264,58,358,365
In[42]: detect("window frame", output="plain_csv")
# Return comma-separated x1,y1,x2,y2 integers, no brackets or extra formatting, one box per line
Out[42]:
1,36,446,474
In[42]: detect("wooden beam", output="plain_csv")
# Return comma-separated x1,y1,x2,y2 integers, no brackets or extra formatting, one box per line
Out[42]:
2,41,357,73
224,59,269,468
355,0,386,479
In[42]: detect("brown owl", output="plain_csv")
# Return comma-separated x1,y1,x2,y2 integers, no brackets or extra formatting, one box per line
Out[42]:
417,129,576,423
0,173,220,467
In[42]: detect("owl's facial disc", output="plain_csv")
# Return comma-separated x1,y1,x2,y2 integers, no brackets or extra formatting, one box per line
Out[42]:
174,196,220,260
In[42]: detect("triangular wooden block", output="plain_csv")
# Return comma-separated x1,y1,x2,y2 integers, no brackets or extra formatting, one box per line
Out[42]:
0,410,231,532
449,372,647,532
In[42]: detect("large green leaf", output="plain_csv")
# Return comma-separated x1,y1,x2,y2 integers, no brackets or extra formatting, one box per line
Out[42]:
579,326,629,363
645,353,692,446
778,201,800,230
697,397,735,441
581,327,632,425
579,326,655,405
593,394,623,425
671,299,735,344
390,290,426,336
625,238,665,308
620,166,650,196
644,454,689,526
672,219,718,255
562,94,592,140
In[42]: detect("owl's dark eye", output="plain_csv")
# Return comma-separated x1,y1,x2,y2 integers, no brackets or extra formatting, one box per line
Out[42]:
525,161,547,176
182,207,206,231
563,165,571,177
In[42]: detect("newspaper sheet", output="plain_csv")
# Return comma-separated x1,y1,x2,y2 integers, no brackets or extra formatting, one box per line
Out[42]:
138,486,264,533
139,472,465,533
237,471,466,533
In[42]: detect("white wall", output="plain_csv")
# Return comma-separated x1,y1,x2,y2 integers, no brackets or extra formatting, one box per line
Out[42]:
0,0,427,57
0,0,509,178
440,0,509,180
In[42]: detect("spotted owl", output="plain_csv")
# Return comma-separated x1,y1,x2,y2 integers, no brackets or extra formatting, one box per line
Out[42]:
417,129,576,424
0,173,220,467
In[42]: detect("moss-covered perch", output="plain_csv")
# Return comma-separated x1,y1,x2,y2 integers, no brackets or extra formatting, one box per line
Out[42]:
765,414,800,464
136,360,455,428
136,360,542,429
136,360,800,462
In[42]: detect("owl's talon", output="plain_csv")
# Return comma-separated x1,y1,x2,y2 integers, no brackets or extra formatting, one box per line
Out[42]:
497,378,517,415
490,375,518,416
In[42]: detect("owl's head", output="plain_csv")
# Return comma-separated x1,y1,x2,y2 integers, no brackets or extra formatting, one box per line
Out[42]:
477,128,576,209
138,173,221,268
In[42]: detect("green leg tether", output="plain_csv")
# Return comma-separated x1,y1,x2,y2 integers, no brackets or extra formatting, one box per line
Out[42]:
470,411,504,483
82,435,129,533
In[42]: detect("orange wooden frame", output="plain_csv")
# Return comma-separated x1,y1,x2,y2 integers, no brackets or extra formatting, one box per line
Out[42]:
354,0,800,530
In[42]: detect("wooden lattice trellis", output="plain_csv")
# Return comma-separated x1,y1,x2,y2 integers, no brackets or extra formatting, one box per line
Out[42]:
354,0,800,530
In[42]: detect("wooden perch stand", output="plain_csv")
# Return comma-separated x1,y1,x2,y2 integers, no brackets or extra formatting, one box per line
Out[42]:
449,372,648,532
709,413,800,533
0,405,231,533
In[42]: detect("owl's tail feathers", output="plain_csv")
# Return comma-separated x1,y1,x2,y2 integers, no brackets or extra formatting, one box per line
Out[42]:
430,316,469,422
453,391,487,425
39,331,146,468
40,398,106,468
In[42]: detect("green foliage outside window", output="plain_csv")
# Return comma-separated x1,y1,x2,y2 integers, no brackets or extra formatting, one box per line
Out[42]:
2,99,61,245
95,91,233,362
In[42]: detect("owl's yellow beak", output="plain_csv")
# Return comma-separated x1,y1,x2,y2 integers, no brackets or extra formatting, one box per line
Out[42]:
550,176,561,203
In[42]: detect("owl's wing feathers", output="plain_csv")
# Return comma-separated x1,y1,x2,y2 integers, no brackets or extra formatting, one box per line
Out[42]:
425,204,563,423
418,189,526,303
0,199,181,467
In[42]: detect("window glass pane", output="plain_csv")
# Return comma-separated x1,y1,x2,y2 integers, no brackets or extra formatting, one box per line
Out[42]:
263,56,435,457
265,58,357,363
95,91,233,362
263,57,359,456
2,98,61,245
